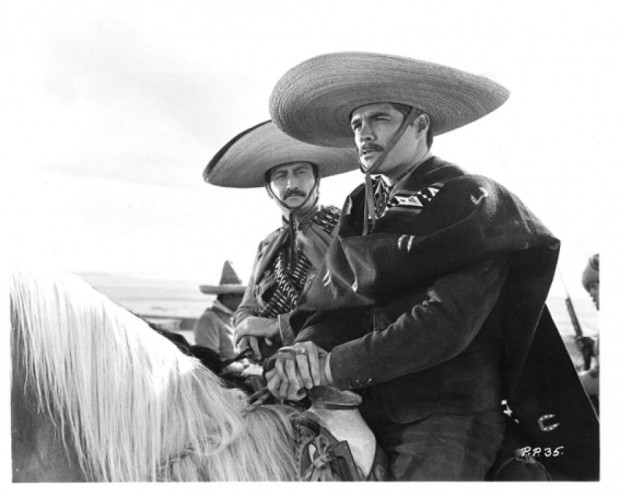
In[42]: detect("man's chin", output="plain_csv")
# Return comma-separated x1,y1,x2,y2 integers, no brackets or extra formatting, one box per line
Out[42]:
359,159,375,173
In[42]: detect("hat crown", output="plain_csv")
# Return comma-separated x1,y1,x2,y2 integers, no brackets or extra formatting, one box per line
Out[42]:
220,260,242,285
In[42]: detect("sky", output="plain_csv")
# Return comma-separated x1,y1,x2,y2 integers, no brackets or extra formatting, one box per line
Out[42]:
1,0,619,488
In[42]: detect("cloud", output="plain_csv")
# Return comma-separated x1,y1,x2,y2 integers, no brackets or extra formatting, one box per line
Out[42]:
39,21,270,189
44,21,263,139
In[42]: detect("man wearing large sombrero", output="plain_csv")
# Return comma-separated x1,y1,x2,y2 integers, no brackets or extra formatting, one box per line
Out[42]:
204,120,358,364
266,52,599,481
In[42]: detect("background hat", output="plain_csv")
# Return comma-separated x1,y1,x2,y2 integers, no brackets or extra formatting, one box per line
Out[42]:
204,120,359,188
581,253,600,290
199,260,246,295
269,51,510,147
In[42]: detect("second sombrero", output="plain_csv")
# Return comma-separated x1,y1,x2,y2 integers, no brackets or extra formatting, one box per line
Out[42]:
204,120,359,188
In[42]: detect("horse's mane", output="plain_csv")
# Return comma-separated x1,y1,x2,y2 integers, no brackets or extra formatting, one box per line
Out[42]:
10,266,297,481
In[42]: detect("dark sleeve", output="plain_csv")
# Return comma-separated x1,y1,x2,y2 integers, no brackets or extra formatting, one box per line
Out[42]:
294,307,370,351
328,255,509,390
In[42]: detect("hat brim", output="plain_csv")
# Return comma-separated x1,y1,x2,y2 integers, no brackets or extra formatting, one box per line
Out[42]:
199,284,246,295
269,52,510,148
204,120,360,188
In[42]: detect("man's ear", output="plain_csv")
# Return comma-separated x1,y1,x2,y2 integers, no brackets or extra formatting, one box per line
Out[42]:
416,113,430,133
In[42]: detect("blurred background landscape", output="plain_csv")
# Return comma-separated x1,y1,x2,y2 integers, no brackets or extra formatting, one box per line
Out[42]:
80,271,599,369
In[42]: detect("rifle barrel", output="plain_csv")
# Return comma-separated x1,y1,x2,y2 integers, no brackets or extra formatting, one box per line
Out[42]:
565,296,583,337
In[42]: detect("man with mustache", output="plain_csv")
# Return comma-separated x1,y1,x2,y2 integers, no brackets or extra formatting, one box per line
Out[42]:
265,52,599,481
204,121,358,364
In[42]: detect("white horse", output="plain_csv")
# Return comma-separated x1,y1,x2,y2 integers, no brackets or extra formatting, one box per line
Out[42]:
9,266,376,482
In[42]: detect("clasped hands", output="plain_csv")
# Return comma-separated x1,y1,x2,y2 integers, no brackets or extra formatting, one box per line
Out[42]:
264,341,331,401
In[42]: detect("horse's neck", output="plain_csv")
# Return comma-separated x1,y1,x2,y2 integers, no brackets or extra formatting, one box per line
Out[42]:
11,366,88,482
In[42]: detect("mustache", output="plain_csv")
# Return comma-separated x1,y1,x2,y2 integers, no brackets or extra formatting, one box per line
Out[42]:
360,143,384,153
283,188,307,199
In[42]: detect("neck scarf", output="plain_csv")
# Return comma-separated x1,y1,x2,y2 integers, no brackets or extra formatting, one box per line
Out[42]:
257,205,340,318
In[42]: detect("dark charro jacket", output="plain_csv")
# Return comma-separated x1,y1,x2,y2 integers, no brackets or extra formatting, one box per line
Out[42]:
291,157,599,480
293,158,521,421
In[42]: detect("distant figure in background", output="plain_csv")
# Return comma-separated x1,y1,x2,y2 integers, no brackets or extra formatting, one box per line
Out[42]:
578,253,599,408
202,121,358,364
194,260,246,372
582,254,600,311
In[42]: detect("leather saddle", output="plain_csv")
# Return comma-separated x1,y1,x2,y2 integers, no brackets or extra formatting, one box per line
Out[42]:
291,386,386,481
259,349,388,480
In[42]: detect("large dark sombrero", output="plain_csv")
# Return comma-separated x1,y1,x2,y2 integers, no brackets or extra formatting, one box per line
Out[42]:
269,52,510,148
204,120,359,188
